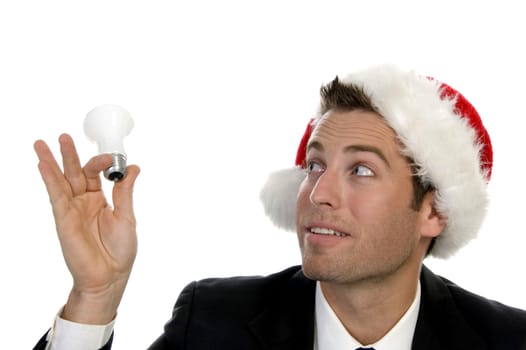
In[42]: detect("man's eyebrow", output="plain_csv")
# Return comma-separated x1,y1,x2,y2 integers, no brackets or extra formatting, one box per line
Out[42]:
344,145,390,168
307,141,390,168
306,140,324,152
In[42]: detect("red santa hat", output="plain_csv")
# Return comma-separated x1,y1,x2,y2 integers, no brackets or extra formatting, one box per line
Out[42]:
260,64,493,259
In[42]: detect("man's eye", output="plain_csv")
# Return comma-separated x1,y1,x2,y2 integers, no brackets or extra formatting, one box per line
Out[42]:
351,165,374,177
307,161,324,173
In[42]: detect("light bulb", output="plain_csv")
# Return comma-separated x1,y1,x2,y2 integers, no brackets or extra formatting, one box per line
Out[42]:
84,104,134,181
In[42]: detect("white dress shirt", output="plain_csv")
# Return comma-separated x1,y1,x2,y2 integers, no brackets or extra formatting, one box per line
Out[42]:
314,281,421,350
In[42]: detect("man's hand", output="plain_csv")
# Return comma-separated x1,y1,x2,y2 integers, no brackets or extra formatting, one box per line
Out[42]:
34,133,140,324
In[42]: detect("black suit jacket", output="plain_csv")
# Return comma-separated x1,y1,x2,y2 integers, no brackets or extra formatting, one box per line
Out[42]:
34,265,526,349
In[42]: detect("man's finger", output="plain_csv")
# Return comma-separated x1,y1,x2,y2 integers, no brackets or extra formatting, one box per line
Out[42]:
34,139,65,182
83,153,114,192
60,134,86,196
112,165,140,220
34,139,71,216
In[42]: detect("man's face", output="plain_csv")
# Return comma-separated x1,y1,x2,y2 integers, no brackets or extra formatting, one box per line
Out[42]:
296,109,425,285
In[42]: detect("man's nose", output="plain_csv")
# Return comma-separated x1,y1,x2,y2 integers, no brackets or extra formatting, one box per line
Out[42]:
309,168,342,209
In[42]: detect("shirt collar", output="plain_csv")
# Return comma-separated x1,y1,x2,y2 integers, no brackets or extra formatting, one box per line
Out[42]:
314,281,421,350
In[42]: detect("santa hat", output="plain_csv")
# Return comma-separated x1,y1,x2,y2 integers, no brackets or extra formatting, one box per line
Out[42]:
260,64,493,259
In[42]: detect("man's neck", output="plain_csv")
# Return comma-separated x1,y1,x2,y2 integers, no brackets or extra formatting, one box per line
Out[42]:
319,263,421,345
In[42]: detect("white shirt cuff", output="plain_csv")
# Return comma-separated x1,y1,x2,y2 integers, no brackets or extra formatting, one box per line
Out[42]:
45,308,115,350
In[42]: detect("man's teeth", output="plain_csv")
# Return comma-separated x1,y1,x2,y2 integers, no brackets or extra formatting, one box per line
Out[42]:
310,227,347,237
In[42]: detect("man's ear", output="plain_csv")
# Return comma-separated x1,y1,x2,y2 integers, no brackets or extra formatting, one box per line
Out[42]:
419,191,446,239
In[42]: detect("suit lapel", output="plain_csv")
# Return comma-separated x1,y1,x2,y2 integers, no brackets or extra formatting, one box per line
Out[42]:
248,268,316,350
247,265,489,349
412,265,487,350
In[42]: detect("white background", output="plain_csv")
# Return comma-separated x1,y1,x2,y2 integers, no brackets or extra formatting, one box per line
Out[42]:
1,1,525,349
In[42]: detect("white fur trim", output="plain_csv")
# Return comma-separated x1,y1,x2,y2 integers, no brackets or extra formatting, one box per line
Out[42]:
260,167,305,231
342,65,488,258
260,64,489,259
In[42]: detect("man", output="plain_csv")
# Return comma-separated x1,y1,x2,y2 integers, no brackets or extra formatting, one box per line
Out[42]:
33,64,526,349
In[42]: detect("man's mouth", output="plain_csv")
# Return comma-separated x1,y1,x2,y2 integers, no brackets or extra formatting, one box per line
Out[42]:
309,227,349,237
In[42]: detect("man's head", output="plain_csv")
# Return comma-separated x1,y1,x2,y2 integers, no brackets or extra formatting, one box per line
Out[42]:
260,64,492,260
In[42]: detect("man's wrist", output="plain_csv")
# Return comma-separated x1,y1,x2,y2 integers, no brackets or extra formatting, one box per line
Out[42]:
62,283,124,324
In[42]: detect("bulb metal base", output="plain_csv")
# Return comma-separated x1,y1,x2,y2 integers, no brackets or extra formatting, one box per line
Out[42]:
104,153,127,181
